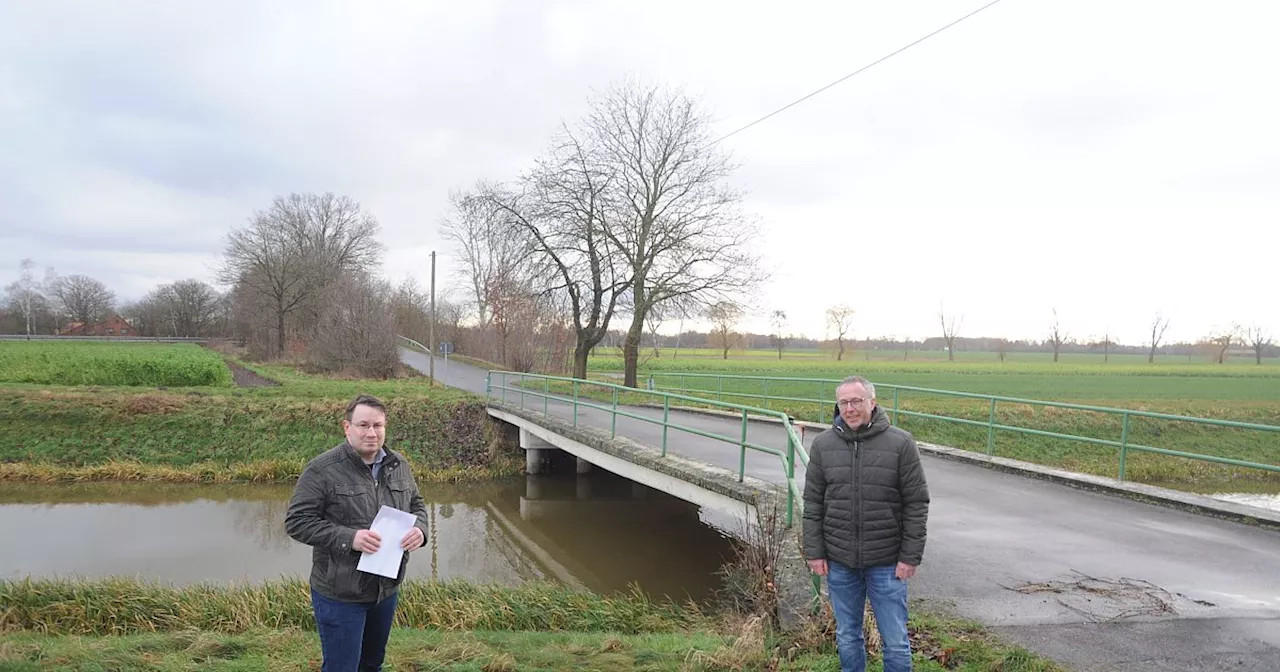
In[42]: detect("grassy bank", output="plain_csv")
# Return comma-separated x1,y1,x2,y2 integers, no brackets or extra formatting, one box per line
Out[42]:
0,388,511,482
0,354,522,483
0,578,701,635
0,579,1060,671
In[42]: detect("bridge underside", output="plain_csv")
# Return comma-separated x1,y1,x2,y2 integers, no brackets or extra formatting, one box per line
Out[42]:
488,405,765,526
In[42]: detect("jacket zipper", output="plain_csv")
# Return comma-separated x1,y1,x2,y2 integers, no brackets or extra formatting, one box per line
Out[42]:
853,439,861,567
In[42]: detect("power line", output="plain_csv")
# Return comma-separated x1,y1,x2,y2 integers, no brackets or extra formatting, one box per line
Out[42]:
710,0,1008,145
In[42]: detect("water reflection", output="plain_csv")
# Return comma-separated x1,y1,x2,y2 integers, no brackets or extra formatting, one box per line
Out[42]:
0,471,738,603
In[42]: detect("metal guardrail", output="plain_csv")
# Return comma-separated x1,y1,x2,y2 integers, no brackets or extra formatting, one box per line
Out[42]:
486,370,810,526
646,372,1280,482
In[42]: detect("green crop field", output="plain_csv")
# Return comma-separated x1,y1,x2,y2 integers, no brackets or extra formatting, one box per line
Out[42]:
583,348,1280,492
589,348,1280,401
0,341,233,387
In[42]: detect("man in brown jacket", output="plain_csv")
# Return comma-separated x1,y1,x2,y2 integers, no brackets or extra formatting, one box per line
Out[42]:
803,376,930,672
286,395,430,672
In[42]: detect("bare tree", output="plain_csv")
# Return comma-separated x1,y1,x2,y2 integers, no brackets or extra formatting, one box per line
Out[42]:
441,185,531,344
122,279,223,337
707,301,744,359
221,192,383,357
588,79,766,387
1204,329,1235,364
939,306,962,362
51,274,115,326
1242,324,1273,365
1048,308,1067,363
1148,313,1170,363
769,310,787,360
826,305,854,361
165,280,223,337
993,338,1012,362
309,271,399,378
5,259,44,336
476,122,631,380
645,309,664,358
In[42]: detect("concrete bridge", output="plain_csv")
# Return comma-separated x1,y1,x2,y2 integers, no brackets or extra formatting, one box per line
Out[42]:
400,347,1280,671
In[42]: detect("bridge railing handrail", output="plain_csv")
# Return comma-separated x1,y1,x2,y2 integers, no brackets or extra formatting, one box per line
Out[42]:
485,370,810,526
645,371,1280,481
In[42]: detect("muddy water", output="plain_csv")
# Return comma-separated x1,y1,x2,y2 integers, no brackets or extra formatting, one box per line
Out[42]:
0,470,745,603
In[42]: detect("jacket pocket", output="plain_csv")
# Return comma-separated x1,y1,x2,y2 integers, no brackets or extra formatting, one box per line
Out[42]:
387,480,413,511
332,483,368,526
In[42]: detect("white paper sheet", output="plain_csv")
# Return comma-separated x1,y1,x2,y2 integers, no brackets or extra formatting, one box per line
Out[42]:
356,505,417,579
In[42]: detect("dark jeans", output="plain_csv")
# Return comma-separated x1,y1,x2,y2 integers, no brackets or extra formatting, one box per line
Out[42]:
311,588,399,672
826,561,912,672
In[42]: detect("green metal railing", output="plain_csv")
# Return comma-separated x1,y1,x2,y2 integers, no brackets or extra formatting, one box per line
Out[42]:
646,372,1280,482
486,371,810,526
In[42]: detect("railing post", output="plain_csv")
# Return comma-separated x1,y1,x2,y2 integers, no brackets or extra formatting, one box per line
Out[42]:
485,372,491,399
573,380,580,427
647,374,654,391
1118,412,1131,481
764,379,770,411
892,387,900,425
718,376,723,403
519,375,525,408
786,429,796,527
986,397,997,456
662,396,671,457
739,410,748,483
501,373,508,404
543,378,549,416
611,388,619,438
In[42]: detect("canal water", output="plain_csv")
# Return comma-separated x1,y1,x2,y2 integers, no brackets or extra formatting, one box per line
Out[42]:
0,470,746,604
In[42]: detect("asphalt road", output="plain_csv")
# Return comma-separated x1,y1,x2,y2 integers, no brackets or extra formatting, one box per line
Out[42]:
401,348,1280,670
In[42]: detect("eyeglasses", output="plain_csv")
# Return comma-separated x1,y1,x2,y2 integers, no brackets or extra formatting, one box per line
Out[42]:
836,398,870,410
351,422,385,431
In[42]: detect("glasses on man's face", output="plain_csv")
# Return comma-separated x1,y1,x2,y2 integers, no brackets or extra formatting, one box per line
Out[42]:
836,398,869,410
352,422,385,431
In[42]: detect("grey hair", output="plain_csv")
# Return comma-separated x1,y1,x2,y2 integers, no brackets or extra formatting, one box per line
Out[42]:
836,375,876,399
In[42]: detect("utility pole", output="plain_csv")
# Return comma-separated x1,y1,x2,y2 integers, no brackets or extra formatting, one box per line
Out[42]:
429,251,436,386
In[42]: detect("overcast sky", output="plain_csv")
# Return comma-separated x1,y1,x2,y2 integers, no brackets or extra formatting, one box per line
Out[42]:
2,0,1276,346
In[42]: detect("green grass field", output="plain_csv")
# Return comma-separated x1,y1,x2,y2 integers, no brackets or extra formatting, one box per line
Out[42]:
0,341,234,387
583,348,1280,492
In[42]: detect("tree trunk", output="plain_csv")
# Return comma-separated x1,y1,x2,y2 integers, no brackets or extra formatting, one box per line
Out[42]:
276,310,286,357
572,343,590,380
623,313,644,388
1148,346,1156,364
1053,348,1059,363
1257,348,1263,365
837,339,845,361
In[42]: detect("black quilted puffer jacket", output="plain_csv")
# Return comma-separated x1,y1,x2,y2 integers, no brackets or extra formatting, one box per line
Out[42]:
802,405,930,569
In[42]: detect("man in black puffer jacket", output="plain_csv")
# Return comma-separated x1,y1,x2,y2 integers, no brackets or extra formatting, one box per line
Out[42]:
803,375,930,672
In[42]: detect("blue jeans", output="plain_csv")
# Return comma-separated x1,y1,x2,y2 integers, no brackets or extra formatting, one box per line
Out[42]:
311,588,399,672
826,562,912,672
